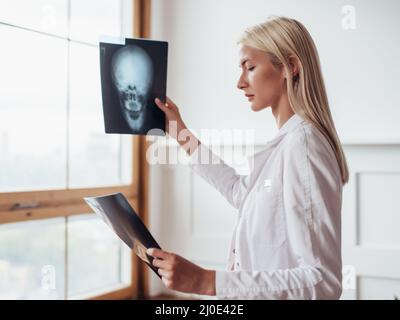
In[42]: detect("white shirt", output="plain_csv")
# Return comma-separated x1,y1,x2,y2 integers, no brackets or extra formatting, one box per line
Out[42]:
188,113,343,299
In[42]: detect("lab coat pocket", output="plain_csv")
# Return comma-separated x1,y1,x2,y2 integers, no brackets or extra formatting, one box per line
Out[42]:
248,184,286,247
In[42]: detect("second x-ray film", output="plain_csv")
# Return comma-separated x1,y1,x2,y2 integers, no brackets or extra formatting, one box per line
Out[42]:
84,192,162,278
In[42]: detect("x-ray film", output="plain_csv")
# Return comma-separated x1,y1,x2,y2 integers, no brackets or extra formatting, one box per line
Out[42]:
99,38,167,135
84,192,162,278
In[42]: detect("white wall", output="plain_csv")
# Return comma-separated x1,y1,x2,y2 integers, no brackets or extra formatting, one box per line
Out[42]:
151,0,400,144
147,0,400,299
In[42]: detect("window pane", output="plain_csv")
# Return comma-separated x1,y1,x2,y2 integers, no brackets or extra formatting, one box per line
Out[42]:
0,0,68,37
0,218,65,300
68,42,132,188
120,135,133,185
67,214,131,298
0,25,68,192
70,0,122,44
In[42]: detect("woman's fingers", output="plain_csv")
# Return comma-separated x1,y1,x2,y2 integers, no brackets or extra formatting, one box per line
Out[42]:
158,268,173,280
153,96,184,139
152,257,173,270
148,247,167,258
154,97,169,111
166,96,176,108
148,247,172,270
154,96,178,112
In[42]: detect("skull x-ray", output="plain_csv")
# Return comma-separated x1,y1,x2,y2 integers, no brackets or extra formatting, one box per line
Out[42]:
100,38,167,135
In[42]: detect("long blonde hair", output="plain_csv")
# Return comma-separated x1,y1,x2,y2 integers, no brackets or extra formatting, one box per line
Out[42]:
238,16,349,185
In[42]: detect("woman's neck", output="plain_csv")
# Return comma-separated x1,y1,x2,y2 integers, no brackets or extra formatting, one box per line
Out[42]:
271,92,295,130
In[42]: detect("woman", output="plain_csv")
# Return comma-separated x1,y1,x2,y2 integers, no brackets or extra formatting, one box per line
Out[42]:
147,16,349,299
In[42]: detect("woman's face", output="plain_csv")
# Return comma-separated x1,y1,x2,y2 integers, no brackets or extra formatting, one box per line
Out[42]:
237,44,286,112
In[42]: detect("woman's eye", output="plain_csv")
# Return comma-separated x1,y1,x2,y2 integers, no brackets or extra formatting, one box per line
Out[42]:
247,66,255,71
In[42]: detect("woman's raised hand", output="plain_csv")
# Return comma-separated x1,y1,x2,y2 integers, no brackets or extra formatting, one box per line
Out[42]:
154,96,185,140
154,96,200,156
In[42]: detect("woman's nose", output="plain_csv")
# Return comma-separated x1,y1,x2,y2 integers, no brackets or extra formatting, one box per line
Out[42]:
236,75,248,90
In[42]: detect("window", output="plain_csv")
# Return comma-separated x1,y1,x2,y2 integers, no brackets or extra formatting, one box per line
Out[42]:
0,0,140,299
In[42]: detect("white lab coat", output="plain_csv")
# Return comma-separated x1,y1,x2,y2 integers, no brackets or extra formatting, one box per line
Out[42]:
188,113,343,299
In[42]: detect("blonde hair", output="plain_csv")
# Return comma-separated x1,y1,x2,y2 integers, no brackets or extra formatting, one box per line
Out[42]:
238,16,349,185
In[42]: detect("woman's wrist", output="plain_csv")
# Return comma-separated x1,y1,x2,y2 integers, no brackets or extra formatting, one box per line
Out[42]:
166,118,184,140
198,269,216,296
174,121,200,156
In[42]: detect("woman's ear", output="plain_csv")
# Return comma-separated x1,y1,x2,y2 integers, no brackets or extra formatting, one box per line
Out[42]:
288,55,300,78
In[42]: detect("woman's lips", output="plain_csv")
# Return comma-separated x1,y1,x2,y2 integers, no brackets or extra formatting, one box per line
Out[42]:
247,95,254,101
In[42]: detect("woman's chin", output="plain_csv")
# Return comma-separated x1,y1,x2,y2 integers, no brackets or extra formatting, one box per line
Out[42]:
251,101,270,112
250,103,265,112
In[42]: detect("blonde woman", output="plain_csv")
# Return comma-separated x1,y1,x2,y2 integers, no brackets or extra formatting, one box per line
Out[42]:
147,16,349,300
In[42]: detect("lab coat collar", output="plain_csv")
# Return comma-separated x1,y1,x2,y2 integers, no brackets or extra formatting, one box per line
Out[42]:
253,113,306,160
274,113,305,139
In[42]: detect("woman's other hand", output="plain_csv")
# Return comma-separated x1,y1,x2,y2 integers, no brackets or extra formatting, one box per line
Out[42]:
147,248,216,296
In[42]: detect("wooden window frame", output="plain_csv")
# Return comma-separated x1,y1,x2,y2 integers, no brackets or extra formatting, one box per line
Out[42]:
0,0,152,300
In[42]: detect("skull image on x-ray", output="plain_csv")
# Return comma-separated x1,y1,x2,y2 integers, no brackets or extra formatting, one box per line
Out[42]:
111,45,154,131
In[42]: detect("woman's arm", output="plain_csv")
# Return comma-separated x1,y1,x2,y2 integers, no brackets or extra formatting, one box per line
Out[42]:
155,97,249,210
